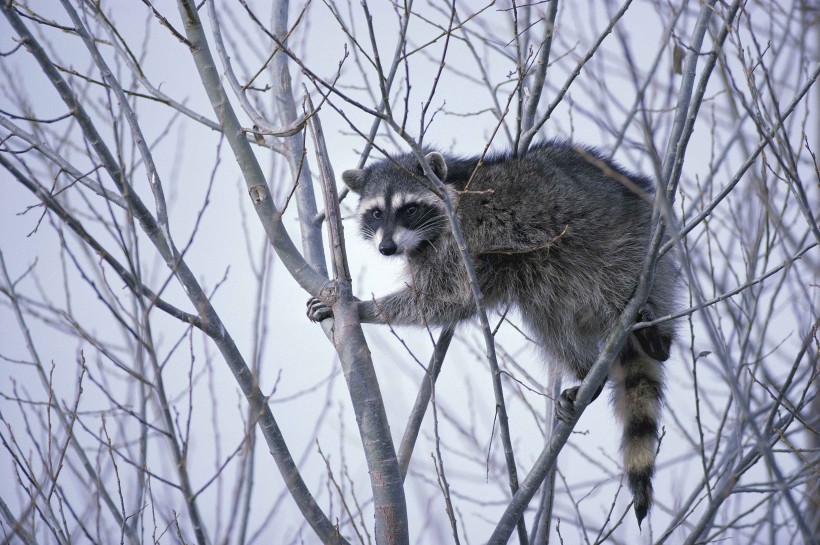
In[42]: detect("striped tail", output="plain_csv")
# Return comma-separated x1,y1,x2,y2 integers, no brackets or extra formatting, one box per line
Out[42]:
610,339,665,526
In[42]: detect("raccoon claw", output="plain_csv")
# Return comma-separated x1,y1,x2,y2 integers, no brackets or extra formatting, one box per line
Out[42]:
556,386,580,423
306,297,333,322
555,383,604,424
635,304,672,361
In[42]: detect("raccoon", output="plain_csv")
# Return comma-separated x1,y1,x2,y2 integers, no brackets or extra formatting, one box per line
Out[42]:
307,140,678,524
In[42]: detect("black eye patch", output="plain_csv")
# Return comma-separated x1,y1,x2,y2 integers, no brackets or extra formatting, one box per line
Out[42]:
359,208,384,240
398,203,438,227
398,204,423,221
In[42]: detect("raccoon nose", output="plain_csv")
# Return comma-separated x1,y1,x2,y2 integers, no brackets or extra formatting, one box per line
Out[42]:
379,239,398,256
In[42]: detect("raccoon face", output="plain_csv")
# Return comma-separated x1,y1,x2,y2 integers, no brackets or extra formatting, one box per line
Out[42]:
342,152,449,257
356,193,446,256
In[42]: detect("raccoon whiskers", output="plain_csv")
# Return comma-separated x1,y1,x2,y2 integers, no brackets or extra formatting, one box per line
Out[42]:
415,221,447,251
359,224,377,239
414,215,447,235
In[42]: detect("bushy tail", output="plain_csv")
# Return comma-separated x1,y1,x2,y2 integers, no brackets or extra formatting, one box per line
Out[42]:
610,340,665,526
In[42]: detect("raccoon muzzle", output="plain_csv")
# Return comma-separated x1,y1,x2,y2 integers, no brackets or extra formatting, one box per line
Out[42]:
379,239,398,255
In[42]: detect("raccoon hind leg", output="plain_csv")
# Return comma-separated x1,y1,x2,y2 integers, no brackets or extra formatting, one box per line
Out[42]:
634,303,673,361
610,339,665,526
555,382,604,424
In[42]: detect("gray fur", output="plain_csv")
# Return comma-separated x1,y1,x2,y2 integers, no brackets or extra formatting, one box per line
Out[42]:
425,151,448,181
309,140,679,524
341,168,367,193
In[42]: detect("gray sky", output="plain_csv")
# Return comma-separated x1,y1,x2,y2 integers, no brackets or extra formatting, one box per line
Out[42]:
1,1,817,543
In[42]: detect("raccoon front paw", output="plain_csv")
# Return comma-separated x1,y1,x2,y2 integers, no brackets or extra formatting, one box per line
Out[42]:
306,297,333,322
555,386,580,423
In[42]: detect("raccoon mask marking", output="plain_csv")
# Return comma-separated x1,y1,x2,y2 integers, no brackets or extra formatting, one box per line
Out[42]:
308,140,680,526
344,151,450,256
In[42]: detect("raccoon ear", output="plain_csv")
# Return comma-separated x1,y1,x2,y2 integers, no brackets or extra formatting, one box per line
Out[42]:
425,152,448,182
341,169,366,193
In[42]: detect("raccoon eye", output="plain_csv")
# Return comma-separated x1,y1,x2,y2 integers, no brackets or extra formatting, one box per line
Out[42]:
405,206,418,216
371,209,382,219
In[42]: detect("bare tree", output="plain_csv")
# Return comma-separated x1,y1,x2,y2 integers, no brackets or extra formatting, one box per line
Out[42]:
0,1,817,544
